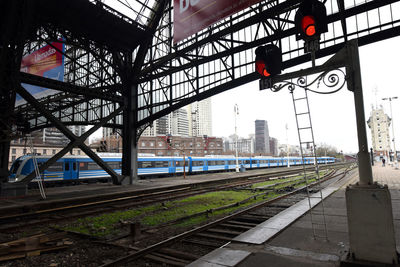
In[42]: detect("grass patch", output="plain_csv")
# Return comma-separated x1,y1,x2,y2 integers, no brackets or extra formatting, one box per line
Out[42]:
59,173,329,237
142,191,256,226
60,205,160,238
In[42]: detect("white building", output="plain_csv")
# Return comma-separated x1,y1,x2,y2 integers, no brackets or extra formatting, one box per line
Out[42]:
223,135,255,155
142,108,190,137
143,99,212,138
170,108,190,136
367,106,391,158
187,99,212,137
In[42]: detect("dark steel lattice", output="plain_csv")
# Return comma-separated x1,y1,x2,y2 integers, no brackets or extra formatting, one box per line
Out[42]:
13,0,400,135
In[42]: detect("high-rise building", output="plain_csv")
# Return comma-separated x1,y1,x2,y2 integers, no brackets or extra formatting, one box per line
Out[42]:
223,135,255,155
269,137,278,156
171,109,190,136
143,99,212,138
367,106,391,158
187,99,212,137
255,120,270,155
30,126,86,146
142,108,189,137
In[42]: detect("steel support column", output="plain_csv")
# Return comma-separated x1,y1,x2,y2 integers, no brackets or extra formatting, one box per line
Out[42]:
122,82,138,184
0,1,32,183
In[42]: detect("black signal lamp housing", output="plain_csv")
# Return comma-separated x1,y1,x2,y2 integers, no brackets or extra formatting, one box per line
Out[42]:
295,0,328,41
254,44,282,78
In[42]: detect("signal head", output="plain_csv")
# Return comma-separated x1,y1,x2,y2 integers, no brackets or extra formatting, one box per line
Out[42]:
254,44,282,78
295,0,328,41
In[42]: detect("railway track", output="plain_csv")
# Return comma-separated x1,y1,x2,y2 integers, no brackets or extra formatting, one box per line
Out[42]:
98,165,354,266
0,164,346,232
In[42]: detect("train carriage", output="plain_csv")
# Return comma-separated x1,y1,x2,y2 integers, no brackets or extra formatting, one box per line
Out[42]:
8,154,336,183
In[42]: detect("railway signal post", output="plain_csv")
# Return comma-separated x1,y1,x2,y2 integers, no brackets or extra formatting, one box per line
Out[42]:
258,39,398,265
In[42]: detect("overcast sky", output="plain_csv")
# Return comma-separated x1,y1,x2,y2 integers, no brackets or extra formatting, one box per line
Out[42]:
212,37,400,153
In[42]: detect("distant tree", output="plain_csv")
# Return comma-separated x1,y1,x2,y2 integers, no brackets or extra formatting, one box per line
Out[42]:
315,143,338,157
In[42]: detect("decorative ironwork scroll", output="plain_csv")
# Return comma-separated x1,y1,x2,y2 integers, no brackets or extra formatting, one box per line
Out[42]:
269,68,347,94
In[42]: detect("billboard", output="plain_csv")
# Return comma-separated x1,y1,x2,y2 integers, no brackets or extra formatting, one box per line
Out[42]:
174,0,263,43
17,41,65,106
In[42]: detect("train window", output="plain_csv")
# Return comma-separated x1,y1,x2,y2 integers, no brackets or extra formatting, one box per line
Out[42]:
175,161,188,167
107,162,120,169
10,160,22,174
244,160,250,164
228,160,235,165
208,161,215,166
88,162,101,170
65,163,70,171
73,163,77,171
139,161,154,168
79,162,88,170
192,161,204,166
155,161,169,168
47,162,63,172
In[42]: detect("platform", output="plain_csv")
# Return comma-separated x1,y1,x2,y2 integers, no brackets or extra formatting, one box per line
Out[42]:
187,164,400,267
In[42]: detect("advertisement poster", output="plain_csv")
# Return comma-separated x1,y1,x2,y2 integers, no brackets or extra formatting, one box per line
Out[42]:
17,41,65,106
174,0,263,43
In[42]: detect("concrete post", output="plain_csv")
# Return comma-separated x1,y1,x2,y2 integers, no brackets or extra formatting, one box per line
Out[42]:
346,41,373,186
345,40,398,265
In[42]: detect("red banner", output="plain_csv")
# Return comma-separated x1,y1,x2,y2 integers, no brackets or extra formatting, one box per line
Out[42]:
174,0,263,43
20,42,64,76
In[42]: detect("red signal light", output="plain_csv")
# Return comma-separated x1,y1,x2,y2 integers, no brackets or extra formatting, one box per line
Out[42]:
256,60,271,77
302,15,316,36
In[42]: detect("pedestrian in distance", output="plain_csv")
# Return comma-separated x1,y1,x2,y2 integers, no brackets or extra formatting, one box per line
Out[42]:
382,158,386,167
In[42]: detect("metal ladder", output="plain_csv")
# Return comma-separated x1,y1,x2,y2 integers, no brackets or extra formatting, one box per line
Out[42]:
26,134,46,199
291,87,328,240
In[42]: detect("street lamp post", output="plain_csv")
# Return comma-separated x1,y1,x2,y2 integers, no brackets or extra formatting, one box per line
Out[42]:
234,104,239,173
382,97,398,169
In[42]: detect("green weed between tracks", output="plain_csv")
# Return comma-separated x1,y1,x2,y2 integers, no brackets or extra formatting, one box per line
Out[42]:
59,174,325,238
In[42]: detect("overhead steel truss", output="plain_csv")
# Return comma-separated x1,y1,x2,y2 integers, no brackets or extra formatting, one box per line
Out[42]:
13,0,400,136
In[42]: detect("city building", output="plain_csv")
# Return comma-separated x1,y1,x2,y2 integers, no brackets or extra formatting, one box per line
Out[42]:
142,99,212,138
142,108,190,137
255,120,270,155
269,137,278,156
9,126,87,166
367,106,392,160
170,108,190,136
138,135,223,156
223,135,255,156
187,99,212,137
8,142,84,167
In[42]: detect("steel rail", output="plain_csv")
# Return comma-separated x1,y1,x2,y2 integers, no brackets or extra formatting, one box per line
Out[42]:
100,165,354,266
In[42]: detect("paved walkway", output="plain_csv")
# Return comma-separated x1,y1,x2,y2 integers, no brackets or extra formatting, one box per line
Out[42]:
188,165,400,267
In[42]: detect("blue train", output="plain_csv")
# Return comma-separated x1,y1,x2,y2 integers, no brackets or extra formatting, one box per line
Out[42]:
8,154,335,182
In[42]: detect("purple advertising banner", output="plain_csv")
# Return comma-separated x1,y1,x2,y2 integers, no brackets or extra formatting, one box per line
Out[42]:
174,0,263,43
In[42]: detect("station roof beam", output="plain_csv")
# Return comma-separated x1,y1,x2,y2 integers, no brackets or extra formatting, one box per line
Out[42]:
34,0,147,51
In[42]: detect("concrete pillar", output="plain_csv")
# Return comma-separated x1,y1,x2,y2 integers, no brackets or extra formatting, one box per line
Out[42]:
345,40,397,265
